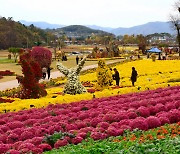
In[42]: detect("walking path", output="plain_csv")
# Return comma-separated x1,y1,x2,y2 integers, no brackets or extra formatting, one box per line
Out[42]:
0,59,126,91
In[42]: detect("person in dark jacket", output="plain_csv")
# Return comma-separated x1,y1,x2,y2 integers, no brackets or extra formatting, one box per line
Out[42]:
47,67,52,80
76,55,79,65
113,68,120,86
131,67,138,86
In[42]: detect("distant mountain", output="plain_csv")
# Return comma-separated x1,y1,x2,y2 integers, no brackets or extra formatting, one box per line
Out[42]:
51,25,114,38
86,25,114,33
110,22,174,36
20,20,174,36
19,20,65,29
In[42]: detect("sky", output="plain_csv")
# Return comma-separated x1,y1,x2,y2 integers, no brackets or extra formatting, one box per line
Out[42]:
0,0,176,28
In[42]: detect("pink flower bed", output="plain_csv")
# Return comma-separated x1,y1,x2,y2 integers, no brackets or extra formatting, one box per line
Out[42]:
0,86,180,153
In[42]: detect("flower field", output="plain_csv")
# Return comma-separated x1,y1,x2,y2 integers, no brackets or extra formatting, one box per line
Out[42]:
0,85,179,153
0,59,180,153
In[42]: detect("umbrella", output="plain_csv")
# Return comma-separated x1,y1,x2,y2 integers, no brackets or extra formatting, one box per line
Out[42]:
147,47,162,53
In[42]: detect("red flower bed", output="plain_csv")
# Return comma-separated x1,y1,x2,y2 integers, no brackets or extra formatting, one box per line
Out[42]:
0,97,14,103
0,86,179,153
0,70,14,76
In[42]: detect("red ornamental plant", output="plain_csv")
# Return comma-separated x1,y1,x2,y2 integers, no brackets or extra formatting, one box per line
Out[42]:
16,50,47,99
31,46,52,68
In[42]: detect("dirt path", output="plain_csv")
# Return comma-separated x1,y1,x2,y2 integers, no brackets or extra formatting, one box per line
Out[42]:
0,59,126,91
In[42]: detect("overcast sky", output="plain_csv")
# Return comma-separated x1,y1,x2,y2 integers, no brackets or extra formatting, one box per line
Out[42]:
0,0,176,28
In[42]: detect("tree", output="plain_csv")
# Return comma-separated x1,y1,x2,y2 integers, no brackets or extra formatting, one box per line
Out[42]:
169,0,180,56
31,46,52,68
136,34,148,54
8,47,21,62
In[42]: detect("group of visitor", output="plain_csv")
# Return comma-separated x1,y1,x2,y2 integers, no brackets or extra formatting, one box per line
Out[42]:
112,67,138,87
76,55,83,65
42,67,52,80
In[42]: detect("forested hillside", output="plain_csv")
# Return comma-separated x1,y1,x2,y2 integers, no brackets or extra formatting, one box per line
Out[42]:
0,17,56,49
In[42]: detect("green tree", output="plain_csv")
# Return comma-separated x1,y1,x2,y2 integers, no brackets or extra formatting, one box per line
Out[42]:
8,47,21,62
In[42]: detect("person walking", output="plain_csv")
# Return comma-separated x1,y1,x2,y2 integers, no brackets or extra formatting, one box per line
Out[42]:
42,67,47,79
47,67,52,80
131,67,138,86
113,68,120,86
76,55,79,65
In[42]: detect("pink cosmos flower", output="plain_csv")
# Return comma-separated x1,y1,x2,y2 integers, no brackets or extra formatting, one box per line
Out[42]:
7,133,19,144
18,142,35,151
75,121,87,129
106,126,120,137
38,143,52,152
90,117,102,127
0,134,7,144
175,101,180,108
77,132,87,139
6,149,20,154
97,122,109,129
54,139,69,149
159,117,170,125
146,116,161,129
20,131,34,141
127,112,138,119
0,143,9,153
154,104,167,112
129,118,148,130
90,132,103,140
71,136,83,145
120,125,132,131
31,147,43,153
148,106,158,115
30,137,43,146
165,102,176,111
136,106,150,117
0,125,10,133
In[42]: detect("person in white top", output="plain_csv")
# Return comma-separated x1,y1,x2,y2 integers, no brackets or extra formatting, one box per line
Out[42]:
42,67,47,79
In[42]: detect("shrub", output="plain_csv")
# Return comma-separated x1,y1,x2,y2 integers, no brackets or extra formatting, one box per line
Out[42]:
31,46,52,68
96,59,113,90
15,50,47,99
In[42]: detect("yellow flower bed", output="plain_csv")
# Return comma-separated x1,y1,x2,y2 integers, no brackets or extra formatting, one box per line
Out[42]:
80,59,180,86
0,60,180,113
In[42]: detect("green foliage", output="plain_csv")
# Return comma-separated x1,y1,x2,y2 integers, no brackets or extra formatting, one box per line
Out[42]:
45,136,180,154
43,131,75,147
8,47,21,62
168,78,180,83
